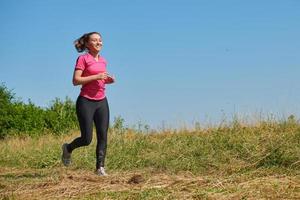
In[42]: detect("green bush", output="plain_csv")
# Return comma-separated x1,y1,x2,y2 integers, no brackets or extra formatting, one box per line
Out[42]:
0,83,78,138
44,97,78,134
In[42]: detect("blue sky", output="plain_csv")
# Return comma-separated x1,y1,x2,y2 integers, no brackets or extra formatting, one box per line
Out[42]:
0,0,300,128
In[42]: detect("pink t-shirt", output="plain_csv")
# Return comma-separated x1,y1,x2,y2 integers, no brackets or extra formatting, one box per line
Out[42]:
75,52,108,100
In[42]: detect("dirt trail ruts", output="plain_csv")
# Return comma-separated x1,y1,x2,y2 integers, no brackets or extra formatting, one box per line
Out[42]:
0,167,299,199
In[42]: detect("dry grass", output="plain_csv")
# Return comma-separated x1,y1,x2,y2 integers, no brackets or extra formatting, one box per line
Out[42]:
0,167,299,199
0,120,300,199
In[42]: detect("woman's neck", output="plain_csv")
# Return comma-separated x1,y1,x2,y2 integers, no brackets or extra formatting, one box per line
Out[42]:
88,50,99,58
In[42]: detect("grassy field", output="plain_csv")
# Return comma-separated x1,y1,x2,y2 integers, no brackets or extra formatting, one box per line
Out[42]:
0,120,299,199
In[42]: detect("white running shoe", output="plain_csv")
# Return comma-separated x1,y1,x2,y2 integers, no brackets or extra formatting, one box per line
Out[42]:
95,167,108,176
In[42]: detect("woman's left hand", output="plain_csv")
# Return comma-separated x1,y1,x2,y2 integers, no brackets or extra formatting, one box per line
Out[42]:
105,75,116,84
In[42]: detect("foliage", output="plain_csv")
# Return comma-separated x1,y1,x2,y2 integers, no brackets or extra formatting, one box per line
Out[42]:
0,83,78,138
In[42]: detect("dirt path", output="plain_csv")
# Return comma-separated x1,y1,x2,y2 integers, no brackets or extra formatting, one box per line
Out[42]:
0,167,299,199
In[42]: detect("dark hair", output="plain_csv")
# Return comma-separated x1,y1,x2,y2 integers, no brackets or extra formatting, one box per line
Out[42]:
74,32,101,52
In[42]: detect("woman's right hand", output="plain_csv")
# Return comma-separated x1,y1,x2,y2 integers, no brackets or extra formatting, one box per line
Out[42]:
96,72,108,80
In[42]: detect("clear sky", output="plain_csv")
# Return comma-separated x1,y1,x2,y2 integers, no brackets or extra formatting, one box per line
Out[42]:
1,0,300,129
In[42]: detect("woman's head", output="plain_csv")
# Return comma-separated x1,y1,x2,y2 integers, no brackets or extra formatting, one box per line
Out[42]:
74,32,102,53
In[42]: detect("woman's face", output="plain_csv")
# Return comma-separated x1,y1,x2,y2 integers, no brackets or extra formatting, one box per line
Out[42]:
87,33,102,52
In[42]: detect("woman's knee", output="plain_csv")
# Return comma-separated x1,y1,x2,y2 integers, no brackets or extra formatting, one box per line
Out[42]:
97,129,108,140
81,137,92,146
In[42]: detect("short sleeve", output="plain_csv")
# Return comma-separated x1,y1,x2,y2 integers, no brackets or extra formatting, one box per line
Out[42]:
75,55,86,71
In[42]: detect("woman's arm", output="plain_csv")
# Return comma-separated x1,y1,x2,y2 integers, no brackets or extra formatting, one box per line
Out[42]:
72,70,108,86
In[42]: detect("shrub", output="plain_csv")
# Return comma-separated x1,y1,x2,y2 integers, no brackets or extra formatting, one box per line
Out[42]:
0,83,78,138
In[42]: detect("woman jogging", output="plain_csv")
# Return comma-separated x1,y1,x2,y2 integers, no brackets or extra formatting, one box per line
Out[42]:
61,32,115,176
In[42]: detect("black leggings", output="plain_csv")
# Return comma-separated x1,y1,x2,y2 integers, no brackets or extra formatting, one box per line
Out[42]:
67,96,109,168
